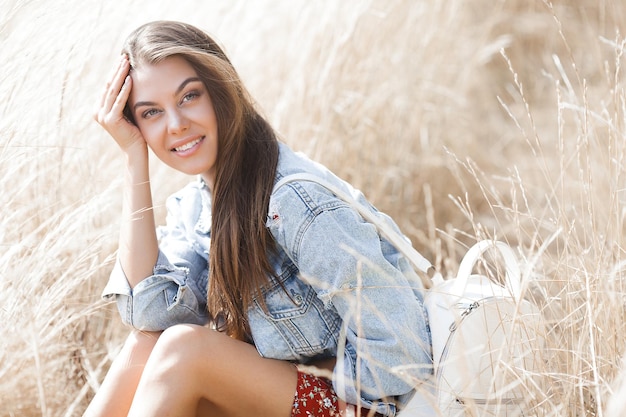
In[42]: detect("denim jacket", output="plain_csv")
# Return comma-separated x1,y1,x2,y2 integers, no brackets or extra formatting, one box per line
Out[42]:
103,142,432,416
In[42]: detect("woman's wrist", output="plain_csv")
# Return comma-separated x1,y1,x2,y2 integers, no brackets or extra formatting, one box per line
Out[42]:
122,142,150,180
123,140,149,163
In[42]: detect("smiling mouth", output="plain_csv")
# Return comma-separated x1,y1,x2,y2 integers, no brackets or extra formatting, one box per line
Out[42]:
172,136,204,152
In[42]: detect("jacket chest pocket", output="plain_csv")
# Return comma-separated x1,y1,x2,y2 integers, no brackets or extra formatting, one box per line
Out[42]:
249,278,341,361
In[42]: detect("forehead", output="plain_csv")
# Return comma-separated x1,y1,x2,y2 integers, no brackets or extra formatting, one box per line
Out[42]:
130,56,199,101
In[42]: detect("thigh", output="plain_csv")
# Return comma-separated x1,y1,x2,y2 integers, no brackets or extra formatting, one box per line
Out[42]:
150,324,298,417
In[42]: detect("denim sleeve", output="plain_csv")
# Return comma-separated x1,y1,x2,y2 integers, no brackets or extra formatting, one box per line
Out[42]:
101,187,209,331
292,206,432,405
101,252,208,331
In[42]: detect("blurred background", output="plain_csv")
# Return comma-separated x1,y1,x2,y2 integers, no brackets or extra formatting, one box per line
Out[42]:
1,0,626,415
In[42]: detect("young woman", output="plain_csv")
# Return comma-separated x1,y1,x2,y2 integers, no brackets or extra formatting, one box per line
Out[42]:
86,20,432,417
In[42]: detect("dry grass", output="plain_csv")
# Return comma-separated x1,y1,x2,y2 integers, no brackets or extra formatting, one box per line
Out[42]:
1,0,626,415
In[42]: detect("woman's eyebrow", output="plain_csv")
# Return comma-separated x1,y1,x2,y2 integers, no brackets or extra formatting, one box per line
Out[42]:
133,77,203,112
175,77,202,95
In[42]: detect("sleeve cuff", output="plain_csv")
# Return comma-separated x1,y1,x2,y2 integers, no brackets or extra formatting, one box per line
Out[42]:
102,258,132,299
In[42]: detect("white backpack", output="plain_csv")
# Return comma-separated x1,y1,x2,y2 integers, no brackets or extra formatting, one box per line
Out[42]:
419,241,543,416
273,174,543,417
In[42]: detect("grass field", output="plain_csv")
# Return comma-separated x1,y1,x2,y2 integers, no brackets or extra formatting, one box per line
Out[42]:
1,0,626,415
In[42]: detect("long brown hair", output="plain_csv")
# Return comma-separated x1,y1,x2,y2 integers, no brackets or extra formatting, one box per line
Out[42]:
122,21,279,340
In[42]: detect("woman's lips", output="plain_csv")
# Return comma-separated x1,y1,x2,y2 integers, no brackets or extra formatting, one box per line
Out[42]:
172,136,204,153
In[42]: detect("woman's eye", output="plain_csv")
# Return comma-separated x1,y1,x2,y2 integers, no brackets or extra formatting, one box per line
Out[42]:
142,108,160,119
182,91,200,103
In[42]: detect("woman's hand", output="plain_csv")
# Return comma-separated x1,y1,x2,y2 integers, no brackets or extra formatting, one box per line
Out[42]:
95,55,146,154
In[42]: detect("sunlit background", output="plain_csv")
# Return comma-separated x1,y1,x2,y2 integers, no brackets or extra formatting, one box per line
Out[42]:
2,0,626,415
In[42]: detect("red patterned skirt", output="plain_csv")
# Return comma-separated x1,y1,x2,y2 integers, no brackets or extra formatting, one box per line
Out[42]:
291,370,382,417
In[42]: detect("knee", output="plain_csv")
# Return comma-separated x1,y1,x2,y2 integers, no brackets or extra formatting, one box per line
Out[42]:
158,323,205,346
148,324,209,370
125,330,162,351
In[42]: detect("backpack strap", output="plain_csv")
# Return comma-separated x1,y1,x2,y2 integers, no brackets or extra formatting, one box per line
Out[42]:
273,173,435,288
453,240,522,301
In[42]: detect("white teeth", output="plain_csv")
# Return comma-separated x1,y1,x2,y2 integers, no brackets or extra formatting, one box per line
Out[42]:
173,137,202,152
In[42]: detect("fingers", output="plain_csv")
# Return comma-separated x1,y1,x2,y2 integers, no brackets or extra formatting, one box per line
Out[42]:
93,55,147,153
95,55,131,123
98,56,124,108
102,56,130,114
111,75,132,118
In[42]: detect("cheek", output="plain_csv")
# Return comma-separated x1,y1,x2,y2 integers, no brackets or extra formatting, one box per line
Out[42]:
199,100,218,128
137,124,161,148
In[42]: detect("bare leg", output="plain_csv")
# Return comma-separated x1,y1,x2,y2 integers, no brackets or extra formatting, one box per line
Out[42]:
83,330,161,417
127,324,298,417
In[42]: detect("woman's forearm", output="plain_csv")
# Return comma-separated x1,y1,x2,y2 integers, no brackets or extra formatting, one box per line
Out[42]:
94,56,158,287
118,144,159,288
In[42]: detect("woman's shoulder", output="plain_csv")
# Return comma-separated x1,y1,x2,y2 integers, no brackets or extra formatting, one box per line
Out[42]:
274,144,362,198
275,145,332,195
272,143,362,213
276,142,322,175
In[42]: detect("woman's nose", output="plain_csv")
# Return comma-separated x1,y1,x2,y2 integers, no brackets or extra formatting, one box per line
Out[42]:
167,110,189,134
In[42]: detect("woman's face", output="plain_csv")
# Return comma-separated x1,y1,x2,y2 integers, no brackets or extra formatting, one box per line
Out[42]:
129,56,219,187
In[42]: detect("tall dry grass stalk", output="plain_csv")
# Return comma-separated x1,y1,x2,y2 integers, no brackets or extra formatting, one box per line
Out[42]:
1,0,625,415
